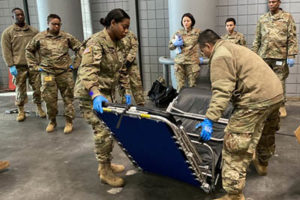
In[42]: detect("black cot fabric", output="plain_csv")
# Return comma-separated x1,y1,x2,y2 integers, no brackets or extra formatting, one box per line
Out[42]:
170,87,233,170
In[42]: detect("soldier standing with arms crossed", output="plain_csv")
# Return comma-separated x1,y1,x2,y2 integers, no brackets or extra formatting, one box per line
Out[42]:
196,30,283,200
74,9,131,187
1,8,45,121
253,0,298,117
26,14,82,133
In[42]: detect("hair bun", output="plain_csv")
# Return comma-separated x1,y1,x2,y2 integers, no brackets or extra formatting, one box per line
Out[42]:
100,18,106,26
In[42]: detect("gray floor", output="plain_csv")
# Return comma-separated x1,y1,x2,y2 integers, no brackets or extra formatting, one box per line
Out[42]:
0,94,300,200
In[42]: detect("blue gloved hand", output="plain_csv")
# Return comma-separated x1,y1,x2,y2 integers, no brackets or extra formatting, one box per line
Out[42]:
38,67,44,72
9,66,18,77
173,37,183,47
177,47,182,54
195,118,213,141
93,95,108,114
199,57,204,65
287,58,295,67
69,65,74,70
125,94,131,105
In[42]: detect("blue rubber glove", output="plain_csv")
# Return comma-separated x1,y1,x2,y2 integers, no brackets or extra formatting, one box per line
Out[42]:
93,95,108,114
287,58,295,67
125,94,131,105
69,65,74,70
195,118,213,141
173,37,183,47
199,57,204,65
9,66,18,77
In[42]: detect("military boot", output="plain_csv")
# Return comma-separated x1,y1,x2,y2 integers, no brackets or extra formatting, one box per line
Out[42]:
111,163,125,173
16,106,26,122
0,160,10,171
98,162,125,187
64,117,73,134
36,104,46,118
279,105,287,117
98,163,125,174
46,119,57,133
214,193,245,200
253,152,268,176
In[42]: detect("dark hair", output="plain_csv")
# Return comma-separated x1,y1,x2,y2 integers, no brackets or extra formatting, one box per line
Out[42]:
47,14,61,24
181,13,195,27
100,8,130,27
11,7,23,14
198,29,221,46
225,18,236,25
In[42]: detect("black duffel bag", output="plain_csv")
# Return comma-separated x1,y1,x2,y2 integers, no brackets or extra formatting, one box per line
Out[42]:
148,79,178,108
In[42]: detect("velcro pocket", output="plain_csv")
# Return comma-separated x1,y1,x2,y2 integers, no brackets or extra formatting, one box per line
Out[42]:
224,132,252,153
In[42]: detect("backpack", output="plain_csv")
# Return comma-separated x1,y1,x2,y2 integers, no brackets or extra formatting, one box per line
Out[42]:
148,78,178,108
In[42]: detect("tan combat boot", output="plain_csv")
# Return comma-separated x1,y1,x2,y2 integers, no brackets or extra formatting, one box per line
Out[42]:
253,152,268,176
214,193,245,200
0,161,10,171
36,104,46,118
98,162,125,187
279,105,287,117
46,119,57,133
64,117,73,134
98,163,125,174
111,163,125,173
16,106,26,122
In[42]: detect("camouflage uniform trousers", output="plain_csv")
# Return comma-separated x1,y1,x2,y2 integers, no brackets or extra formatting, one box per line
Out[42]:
222,102,281,194
264,59,289,103
13,66,42,106
79,93,114,163
174,63,200,91
41,71,74,120
120,64,145,105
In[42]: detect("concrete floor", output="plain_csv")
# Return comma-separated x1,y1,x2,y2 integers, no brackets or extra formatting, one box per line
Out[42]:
0,94,300,200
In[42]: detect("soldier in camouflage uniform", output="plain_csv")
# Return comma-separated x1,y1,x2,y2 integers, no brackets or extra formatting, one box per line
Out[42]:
169,13,201,92
252,0,298,117
197,30,283,200
1,8,45,122
222,18,247,46
74,9,131,187
25,14,81,134
119,30,145,106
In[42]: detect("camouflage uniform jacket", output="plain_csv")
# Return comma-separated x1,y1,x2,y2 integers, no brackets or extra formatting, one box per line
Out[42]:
122,30,138,63
206,40,283,122
221,31,246,46
74,28,130,100
169,28,201,65
1,24,38,67
252,9,298,59
25,29,82,72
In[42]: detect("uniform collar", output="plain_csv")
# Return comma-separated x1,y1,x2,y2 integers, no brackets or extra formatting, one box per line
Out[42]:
46,28,63,37
13,23,29,31
208,39,225,64
228,31,237,36
182,28,194,34
103,28,122,50
268,9,283,18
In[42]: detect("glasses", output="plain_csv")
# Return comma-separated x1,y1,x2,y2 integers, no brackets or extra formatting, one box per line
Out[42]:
51,22,62,26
